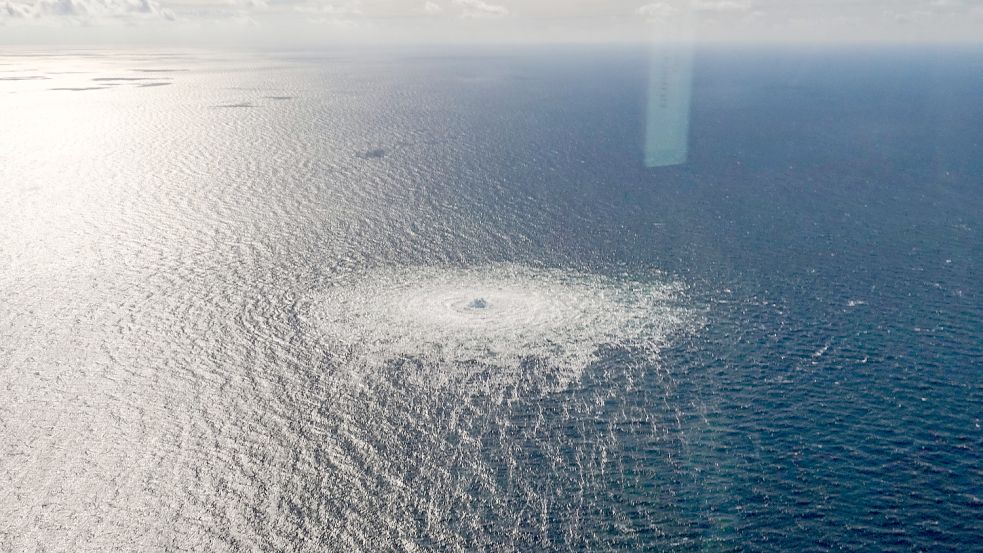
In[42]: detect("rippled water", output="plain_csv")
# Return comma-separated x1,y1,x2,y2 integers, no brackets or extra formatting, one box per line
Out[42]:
1,47,981,551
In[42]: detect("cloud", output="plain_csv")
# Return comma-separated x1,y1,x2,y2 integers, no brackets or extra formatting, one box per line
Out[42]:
127,0,173,17
0,0,376,23
0,0,33,16
637,2,677,21
423,1,441,14
292,0,361,16
637,0,751,21
0,0,174,20
926,0,970,8
191,0,363,25
4,0,983,42
452,0,506,18
235,0,268,10
884,0,983,24
694,0,751,13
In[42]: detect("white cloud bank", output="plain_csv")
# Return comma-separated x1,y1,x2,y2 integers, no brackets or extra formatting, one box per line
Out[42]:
636,2,677,21
1,0,982,44
694,0,751,13
451,0,506,18
637,0,751,20
1,0,174,20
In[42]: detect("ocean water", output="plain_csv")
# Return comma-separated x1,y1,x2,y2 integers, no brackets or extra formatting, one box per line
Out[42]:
0,47,981,551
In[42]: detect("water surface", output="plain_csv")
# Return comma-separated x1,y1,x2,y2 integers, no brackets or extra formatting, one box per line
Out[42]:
1,47,981,551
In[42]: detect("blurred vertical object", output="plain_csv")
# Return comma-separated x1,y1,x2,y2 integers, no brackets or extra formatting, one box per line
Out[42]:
644,5,694,168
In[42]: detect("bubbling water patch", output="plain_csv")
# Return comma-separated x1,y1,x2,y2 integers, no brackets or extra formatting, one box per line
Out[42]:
305,265,696,392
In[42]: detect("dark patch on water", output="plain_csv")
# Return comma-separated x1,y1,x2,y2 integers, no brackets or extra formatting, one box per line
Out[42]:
49,87,107,92
138,82,173,88
93,77,159,82
212,102,255,108
358,148,387,159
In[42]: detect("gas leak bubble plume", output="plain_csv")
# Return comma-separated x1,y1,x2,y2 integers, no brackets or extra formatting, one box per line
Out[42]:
304,265,697,393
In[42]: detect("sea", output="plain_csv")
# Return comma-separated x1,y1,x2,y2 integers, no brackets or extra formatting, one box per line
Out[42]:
1,46,981,551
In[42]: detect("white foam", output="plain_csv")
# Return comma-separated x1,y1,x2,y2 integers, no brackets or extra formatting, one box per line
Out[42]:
305,265,695,391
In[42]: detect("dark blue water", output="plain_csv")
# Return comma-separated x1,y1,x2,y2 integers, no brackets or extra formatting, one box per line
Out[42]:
393,46,983,551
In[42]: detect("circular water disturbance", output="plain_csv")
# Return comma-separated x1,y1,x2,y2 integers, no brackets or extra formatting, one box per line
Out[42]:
305,265,697,391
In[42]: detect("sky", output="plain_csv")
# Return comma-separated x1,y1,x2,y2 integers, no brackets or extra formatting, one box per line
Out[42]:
2,0,982,46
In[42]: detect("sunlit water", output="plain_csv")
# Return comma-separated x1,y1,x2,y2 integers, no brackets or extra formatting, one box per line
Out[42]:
1,48,981,551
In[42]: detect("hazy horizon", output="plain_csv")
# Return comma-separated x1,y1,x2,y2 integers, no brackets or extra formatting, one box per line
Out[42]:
3,0,983,47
